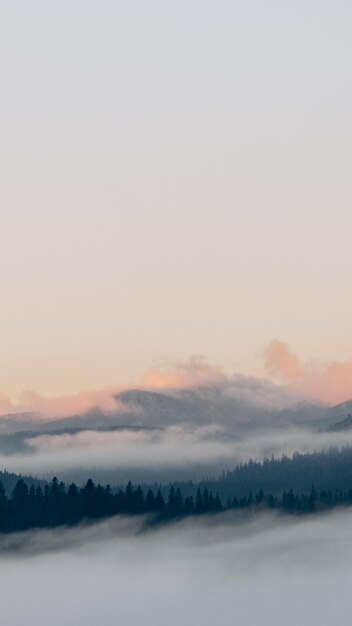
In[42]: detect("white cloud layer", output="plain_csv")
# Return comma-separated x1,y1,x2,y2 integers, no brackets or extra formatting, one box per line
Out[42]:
1,510,352,625
0,424,352,478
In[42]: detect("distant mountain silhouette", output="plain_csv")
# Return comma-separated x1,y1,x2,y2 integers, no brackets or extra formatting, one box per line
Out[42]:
0,386,351,439
328,412,352,432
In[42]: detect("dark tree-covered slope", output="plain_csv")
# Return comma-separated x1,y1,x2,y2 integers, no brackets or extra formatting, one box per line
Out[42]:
151,447,352,501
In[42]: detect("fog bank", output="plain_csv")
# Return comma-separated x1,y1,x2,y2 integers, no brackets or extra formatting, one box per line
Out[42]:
2,424,352,482
1,510,352,625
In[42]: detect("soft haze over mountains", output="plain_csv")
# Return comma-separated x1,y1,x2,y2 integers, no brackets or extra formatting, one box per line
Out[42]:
0,371,351,485
2,2,352,625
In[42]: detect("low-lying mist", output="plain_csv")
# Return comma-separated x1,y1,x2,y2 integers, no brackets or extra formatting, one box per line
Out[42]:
1,510,352,625
2,424,352,483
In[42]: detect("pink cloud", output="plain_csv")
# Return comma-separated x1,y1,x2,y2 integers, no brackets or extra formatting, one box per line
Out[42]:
1,347,351,422
264,340,303,380
0,356,226,420
17,387,125,419
0,386,129,420
142,355,227,389
0,393,14,414
264,340,352,405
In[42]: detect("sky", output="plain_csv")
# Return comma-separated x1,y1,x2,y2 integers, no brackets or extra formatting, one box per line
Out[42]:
1,1,352,400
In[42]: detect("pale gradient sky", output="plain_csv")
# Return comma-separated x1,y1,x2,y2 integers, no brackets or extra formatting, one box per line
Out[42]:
1,1,352,399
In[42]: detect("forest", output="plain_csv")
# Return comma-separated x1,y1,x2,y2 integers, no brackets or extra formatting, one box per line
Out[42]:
1,473,352,532
1,447,352,532
160,446,352,501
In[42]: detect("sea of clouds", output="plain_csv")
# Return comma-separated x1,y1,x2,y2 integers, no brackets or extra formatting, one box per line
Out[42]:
0,424,351,481
1,509,352,626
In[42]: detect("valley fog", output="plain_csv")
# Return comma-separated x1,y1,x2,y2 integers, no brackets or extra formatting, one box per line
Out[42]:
2,425,352,483
1,510,351,626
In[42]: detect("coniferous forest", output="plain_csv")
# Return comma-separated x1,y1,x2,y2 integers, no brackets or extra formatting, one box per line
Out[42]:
160,446,352,501
2,447,352,532
2,472,352,533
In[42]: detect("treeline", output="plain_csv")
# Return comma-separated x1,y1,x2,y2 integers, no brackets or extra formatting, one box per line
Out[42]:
162,446,352,501
0,469,44,495
227,485,352,514
2,476,352,532
0,477,222,532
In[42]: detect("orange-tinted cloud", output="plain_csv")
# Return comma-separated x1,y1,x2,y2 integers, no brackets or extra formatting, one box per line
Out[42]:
0,356,224,420
0,387,128,420
17,387,125,419
2,346,351,422
142,355,227,389
0,393,14,414
0,356,226,420
264,341,303,380
264,340,352,405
